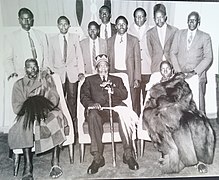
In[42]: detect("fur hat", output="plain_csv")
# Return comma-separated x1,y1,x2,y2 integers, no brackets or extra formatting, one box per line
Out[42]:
95,54,109,67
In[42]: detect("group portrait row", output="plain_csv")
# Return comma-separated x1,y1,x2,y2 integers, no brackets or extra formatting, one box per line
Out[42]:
3,2,216,180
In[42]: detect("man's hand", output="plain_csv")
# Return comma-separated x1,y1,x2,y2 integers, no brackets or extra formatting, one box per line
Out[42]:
78,73,85,81
134,80,140,88
8,73,18,81
185,70,197,79
91,103,102,110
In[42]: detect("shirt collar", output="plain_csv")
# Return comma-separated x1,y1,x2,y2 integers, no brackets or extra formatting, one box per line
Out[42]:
188,28,197,35
157,23,167,30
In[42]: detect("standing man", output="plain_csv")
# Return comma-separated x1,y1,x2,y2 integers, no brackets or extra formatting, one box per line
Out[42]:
4,7,48,79
128,7,151,104
80,21,107,74
170,11,213,113
99,5,117,40
80,54,139,174
107,16,141,116
147,3,178,73
47,16,84,134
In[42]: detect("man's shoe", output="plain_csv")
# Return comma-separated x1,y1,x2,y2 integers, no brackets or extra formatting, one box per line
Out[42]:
123,154,139,170
87,157,105,174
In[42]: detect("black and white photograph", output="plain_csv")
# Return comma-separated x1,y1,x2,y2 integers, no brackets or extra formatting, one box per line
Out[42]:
0,0,219,179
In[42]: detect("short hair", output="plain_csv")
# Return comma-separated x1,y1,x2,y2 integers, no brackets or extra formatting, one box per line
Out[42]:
133,7,147,17
115,16,128,25
99,5,111,14
160,60,173,70
88,21,100,30
57,16,70,25
153,3,166,17
18,8,34,19
25,58,38,67
188,11,200,24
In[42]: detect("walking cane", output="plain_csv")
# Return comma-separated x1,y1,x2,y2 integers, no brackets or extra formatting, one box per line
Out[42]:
108,85,116,167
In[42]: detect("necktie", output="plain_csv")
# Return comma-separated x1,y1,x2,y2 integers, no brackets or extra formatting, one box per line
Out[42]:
188,32,193,45
102,76,106,82
27,32,37,59
105,24,108,39
120,36,123,43
63,36,67,63
92,40,96,67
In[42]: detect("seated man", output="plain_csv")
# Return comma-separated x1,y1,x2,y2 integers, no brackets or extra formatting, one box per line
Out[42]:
143,61,215,173
8,59,68,180
80,54,139,174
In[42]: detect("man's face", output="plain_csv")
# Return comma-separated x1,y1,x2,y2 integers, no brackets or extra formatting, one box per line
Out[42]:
97,61,109,76
160,63,172,79
19,12,34,31
88,24,99,40
154,11,166,28
99,8,111,24
25,61,39,79
116,19,128,35
188,14,199,31
134,10,147,27
58,19,70,34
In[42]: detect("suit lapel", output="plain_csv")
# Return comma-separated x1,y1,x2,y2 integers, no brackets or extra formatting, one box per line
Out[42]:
55,35,62,59
164,24,171,45
190,29,201,48
152,27,162,48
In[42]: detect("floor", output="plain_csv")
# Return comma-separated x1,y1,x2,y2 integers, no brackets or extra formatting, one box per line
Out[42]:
1,119,219,180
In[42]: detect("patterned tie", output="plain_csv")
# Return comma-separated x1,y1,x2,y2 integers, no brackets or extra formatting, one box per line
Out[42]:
27,32,37,59
105,24,108,39
188,32,193,45
92,40,96,67
63,35,67,62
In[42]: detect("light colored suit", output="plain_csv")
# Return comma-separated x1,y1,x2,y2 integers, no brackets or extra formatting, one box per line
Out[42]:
147,24,178,73
48,33,84,84
4,28,48,76
80,37,107,74
170,29,213,112
107,33,141,116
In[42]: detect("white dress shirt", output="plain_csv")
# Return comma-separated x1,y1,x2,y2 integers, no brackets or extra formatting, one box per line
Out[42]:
114,33,127,70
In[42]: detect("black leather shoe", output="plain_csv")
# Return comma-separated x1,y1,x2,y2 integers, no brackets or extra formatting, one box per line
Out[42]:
87,157,105,174
123,154,139,170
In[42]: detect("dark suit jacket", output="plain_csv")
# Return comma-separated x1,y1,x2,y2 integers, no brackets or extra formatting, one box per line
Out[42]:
80,74,128,108
147,24,178,73
107,33,141,87
170,29,213,82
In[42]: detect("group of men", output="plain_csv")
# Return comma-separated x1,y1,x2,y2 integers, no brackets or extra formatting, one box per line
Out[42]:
4,3,213,180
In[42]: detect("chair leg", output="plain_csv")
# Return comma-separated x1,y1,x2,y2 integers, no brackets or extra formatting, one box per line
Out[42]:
13,154,20,176
140,139,144,157
79,144,85,163
68,144,74,164
132,140,138,160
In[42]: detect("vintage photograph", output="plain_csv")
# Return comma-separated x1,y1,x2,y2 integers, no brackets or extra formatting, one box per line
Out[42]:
0,0,219,179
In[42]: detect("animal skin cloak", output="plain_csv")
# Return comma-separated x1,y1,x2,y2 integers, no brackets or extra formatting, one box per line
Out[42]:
143,73,215,173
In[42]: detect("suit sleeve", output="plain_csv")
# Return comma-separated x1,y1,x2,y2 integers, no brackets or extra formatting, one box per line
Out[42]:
194,34,213,75
80,78,95,108
41,33,49,70
113,77,128,101
146,31,153,59
134,38,141,81
170,31,182,72
45,38,55,72
75,35,85,75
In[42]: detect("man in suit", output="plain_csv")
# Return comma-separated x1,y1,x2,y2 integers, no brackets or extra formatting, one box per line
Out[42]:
170,11,213,113
107,16,141,116
80,54,139,174
147,3,178,73
99,5,117,40
4,7,48,80
128,7,151,104
47,16,84,134
80,21,107,74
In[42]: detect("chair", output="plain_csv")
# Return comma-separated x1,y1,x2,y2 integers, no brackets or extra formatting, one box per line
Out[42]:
137,73,199,157
12,73,75,176
77,73,137,163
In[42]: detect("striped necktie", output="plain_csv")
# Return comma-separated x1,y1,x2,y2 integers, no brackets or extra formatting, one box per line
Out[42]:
63,35,67,62
27,32,37,59
105,24,108,39
92,40,96,67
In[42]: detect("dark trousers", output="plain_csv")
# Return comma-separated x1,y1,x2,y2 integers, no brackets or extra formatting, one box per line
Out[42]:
86,109,133,157
140,74,151,105
199,81,206,113
62,76,78,132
